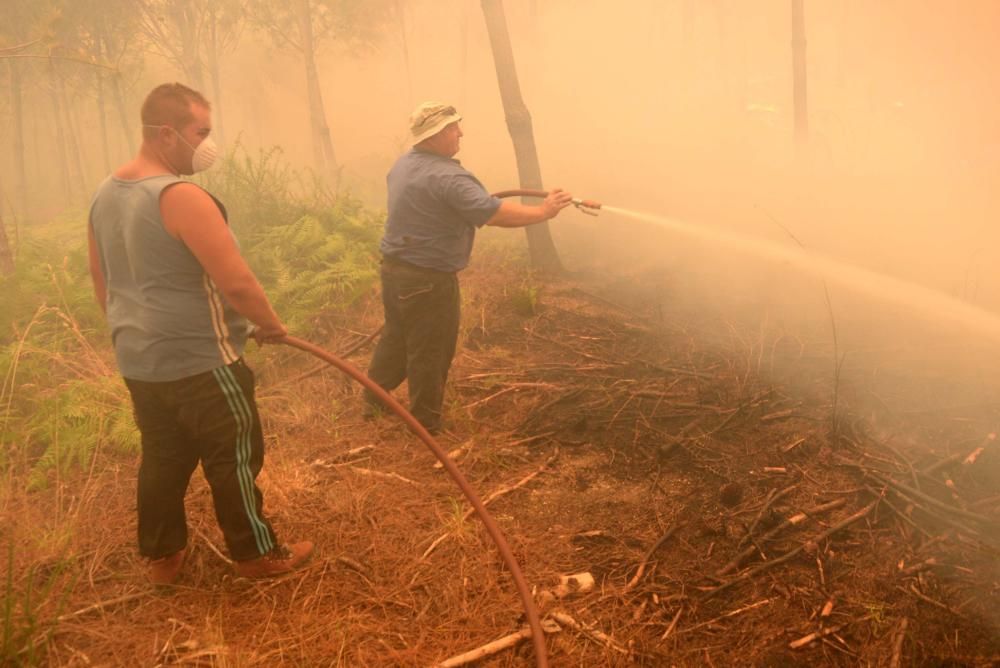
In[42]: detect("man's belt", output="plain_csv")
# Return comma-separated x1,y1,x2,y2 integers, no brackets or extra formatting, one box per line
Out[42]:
381,254,455,275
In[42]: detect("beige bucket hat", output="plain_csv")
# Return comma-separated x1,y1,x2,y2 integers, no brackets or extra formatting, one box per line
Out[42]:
409,101,462,145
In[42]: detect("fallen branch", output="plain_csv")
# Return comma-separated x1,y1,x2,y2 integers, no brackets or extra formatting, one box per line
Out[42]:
659,607,684,640
549,611,630,655
505,431,556,447
919,452,963,476
782,437,807,453
625,523,681,591
718,498,846,576
789,620,855,649
464,383,557,409
898,584,968,619
866,485,931,539
674,598,774,636
862,470,992,525
890,617,908,668
708,500,877,599
433,442,472,469
346,467,418,486
336,556,370,575
969,493,1000,510
899,557,938,576
434,620,561,667
195,526,233,565
738,484,800,549
57,590,149,622
421,451,558,559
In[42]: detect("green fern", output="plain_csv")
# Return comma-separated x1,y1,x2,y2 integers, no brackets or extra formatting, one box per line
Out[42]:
2,144,383,484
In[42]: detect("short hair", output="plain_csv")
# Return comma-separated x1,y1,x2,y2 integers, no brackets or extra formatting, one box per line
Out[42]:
140,83,210,141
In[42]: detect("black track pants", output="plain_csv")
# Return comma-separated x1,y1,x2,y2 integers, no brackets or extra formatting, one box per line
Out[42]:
124,359,277,562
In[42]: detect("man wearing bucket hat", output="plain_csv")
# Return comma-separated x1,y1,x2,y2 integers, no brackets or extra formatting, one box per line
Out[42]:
363,101,573,433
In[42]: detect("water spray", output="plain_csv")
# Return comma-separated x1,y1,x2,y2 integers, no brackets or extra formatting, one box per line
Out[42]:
278,336,549,668
492,187,1000,341
492,189,603,216
601,205,1000,343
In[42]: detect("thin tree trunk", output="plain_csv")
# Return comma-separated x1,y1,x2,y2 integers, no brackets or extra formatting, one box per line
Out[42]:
95,64,111,174
58,76,89,195
297,0,338,183
206,16,226,147
395,0,413,106
459,0,469,109
110,69,136,156
792,0,809,155
9,59,28,222
0,174,15,275
480,0,562,272
47,63,73,203
170,2,205,89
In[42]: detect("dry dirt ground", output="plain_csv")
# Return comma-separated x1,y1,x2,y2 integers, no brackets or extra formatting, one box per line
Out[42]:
5,254,1000,667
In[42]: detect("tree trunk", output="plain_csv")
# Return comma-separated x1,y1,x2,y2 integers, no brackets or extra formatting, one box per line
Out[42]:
394,0,413,106
459,0,469,109
206,15,226,147
792,0,809,155
95,63,112,174
0,174,15,275
110,68,136,156
9,60,28,222
297,0,338,183
480,0,562,272
47,63,73,203
168,1,205,89
58,75,89,195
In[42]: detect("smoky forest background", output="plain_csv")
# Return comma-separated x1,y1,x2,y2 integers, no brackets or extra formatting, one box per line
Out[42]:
1,1,999,666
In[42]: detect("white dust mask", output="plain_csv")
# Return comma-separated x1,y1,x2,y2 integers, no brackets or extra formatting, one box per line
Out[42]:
144,125,219,173
182,132,219,173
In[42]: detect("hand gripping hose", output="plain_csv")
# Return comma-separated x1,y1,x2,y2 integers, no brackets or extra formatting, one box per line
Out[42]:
279,336,549,668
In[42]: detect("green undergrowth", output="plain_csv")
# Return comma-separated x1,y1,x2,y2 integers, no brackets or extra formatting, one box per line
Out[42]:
1,145,383,490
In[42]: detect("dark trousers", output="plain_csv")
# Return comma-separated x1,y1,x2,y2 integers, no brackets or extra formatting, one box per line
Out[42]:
365,259,460,431
124,359,277,562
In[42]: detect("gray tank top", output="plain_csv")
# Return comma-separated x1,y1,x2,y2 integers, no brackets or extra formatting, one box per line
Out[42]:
89,174,248,382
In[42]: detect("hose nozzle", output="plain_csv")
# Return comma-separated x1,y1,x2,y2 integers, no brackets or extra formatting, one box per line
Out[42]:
572,198,602,216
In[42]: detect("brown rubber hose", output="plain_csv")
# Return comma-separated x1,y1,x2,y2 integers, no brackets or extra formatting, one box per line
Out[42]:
491,189,550,199
278,335,548,668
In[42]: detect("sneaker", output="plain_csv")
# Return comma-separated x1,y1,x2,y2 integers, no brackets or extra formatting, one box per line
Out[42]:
234,541,314,579
148,549,186,586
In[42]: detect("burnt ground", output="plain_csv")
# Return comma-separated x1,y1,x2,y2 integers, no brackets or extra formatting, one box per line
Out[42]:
6,251,1000,667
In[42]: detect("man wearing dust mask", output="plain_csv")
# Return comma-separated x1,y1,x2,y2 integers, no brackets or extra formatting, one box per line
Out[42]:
87,83,312,585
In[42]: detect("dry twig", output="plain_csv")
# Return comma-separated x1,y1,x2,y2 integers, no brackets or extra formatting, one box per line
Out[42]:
719,498,846,576
434,620,561,667
549,611,630,655
890,617,908,668
57,590,149,622
346,466,418,486
708,500,877,599
421,451,558,559
625,523,681,591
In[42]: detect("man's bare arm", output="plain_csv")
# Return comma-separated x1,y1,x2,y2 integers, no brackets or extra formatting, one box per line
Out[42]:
485,188,574,228
160,183,287,340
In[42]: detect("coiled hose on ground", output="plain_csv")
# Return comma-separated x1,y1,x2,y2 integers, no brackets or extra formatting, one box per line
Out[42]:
279,335,549,668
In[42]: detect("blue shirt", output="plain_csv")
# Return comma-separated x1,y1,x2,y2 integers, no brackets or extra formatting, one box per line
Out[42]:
380,149,502,272
89,175,248,382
